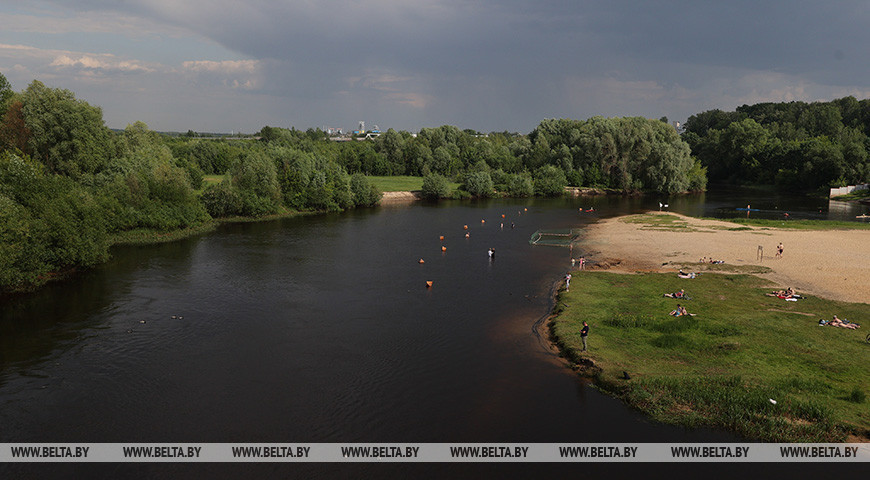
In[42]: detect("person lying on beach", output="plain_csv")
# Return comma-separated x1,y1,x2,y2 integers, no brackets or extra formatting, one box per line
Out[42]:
828,315,860,329
677,271,696,279
663,289,686,298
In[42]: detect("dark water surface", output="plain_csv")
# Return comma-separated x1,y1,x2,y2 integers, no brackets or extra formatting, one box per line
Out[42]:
1,189,863,478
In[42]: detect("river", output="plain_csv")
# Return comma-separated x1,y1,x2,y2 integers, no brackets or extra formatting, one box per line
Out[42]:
0,188,862,478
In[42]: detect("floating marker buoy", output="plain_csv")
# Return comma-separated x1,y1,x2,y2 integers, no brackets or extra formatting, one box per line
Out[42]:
481,219,485,223
441,246,447,252
426,281,433,288
524,208,528,211
464,225,468,230
439,235,444,241
419,258,425,264
139,320,146,324
501,214,505,218
171,315,177,319
465,232,469,238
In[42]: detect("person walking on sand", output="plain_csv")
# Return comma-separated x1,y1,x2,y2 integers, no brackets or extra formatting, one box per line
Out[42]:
776,242,783,258
580,321,589,351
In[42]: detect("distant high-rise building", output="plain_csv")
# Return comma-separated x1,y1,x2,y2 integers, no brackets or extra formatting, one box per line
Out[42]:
358,121,365,133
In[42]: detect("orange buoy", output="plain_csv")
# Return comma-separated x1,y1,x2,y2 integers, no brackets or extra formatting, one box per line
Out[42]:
481,219,485,223
464,225,468,230
441,246,447,252
425,281,433,288
501,214,506,218
419,258,425,264
439,235,444,241
524,208,528,211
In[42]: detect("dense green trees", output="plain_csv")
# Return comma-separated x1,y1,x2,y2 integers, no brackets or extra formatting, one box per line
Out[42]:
685,97,870,189
527,117,701,193
0,153,109,289
21,80,115,177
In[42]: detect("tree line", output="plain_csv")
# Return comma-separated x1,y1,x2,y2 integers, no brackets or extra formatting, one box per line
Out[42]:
1,72,706,291
683,96,870,190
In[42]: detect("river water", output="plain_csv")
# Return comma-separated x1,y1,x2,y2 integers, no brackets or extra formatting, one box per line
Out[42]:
0,189,863,478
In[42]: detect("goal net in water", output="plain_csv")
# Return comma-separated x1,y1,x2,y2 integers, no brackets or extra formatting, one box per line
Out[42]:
528,229,581,247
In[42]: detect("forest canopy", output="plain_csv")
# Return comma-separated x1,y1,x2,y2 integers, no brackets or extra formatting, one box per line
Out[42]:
683,96,870,189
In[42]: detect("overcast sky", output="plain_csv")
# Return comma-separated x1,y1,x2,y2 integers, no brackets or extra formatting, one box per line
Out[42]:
2,1,870,133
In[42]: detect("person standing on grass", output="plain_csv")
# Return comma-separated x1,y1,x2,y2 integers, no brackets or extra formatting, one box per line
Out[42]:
565,273,572,291
580,321,589,351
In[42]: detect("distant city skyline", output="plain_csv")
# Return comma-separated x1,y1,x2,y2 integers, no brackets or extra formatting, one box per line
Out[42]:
3,1,870,134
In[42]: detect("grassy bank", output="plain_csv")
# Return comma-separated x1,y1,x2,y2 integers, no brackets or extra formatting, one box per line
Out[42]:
109,222,218,246
550,270,870,442
710,217,870,230
368,175,461,193
626,212,870,231
109,207,310,246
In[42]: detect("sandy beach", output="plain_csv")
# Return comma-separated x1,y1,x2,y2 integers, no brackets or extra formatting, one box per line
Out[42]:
581,212,870,304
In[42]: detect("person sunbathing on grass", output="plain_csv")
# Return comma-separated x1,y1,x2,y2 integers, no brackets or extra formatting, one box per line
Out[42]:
663,289,685,298
669,305,694,317
677,271,696,279
829,315,860,329
766,288,800,299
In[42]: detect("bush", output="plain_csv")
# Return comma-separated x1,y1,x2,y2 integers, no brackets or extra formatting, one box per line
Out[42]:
533,165,567,196
201,181,241,218
503,173,534,197
230,152,281,216
462,171,494,197
421,173,449,200
350,173,382,207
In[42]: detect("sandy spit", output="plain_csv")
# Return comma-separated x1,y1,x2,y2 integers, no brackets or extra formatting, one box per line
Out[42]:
580,212,870,304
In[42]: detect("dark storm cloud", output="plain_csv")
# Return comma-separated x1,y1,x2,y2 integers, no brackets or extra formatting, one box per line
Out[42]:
22,0,870,131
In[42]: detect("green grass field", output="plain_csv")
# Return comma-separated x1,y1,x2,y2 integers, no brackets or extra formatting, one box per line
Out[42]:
551,270,870,442
703,217,870,230
202,174,227,186
367,175,460,193
368,175,425,191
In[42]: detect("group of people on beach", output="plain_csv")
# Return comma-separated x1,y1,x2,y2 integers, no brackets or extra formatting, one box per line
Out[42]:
699,257,725,264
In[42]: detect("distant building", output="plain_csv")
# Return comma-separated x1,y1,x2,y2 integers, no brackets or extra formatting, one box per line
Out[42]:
672,121,685,134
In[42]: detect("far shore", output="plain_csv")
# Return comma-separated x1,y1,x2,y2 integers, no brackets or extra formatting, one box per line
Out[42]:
581,212,870,304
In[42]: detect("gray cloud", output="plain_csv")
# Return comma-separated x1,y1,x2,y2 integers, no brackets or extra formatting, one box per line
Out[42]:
5,0,870,132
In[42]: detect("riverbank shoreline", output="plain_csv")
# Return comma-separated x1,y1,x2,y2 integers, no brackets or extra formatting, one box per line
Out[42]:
581,212,870,304
545,212,870,442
